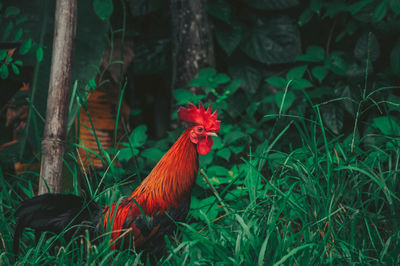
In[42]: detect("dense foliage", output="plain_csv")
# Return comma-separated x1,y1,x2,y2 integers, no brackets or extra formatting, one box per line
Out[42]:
1,0,400,264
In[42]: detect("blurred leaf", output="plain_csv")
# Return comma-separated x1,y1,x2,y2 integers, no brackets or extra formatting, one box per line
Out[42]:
275,91,295,112
327,53,347,76
242,0,299,10
298,8,313,26
373,1,387,22
311,66,328,83
390,0,400,14
291,79,313,90
129,125,148,148
214,73,230,84
173,89,205,105
0,64,8,79
93,0,114,20
215,22,244,56
0,50,6,60
224,80,242,94
216,148,231,160
19,38,32,55
119,147,138,162
14,60,22,66
321,104,344,134
88,79,96,89
224,130,246,144
265,76,286,88
132,39,170,74
296,45,324,62
127,0,165,16
11,63,19,75
372,116,400,135
3,21,13,41
5,6,20,17
14,28,23,42
286,65,307,80
354,32,380,62
207,0,231,23
141,148,165,162
229,65,262,95
36,46,43,62
241,16,301,64
208,165,229,176
390,39,400,76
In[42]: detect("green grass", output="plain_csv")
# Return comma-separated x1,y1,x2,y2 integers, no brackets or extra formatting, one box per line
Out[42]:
1,95,400,265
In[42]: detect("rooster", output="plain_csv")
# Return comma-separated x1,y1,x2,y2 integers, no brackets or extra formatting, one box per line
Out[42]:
13,102,220,255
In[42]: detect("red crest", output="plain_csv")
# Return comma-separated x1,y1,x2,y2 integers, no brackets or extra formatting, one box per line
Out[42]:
177,102,220,133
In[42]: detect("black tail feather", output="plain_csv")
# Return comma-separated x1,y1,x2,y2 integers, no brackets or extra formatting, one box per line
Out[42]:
13,193,102,254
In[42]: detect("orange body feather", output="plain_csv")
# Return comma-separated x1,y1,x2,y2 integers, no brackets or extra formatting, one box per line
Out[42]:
103,127,199,248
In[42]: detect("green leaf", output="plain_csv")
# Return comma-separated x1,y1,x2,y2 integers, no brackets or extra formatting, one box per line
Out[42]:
214,73,230,84
127,0,165,16
311,66,328,83
224,130,246,144
275,91,295,112
19,38,32,55
11,64,20,75
286,65,307,80
243,0,299,10
265,76,286,88
215,22,243,56
129,125,148,148
118,147,138,162
5,6,20,17
229,65,262,95
88,79,96,89
291,79,313,90
241,16,301,64
224,79,241,95
0,64,9,79
141,148,165,162
321,104,344,134
36,46,43,62
216,148,231,161
296,45,324,62
0,50,6,61
372,116,400,135
208,165,229,177
354,32,380,62
14,28,23,42
3,21,13,41
373,1,388,22
207,0,231,23
93,0,114,20
390,39,400,76
173,89,204,105
298,8,313,26
198,68,217,79
13,60,22,66
390,0,400,14
327,53,347,76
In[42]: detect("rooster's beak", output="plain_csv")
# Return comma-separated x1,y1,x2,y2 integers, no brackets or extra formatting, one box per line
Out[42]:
206,132,218,137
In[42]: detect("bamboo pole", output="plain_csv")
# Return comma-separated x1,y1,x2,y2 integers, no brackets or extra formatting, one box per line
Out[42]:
38,0,77,194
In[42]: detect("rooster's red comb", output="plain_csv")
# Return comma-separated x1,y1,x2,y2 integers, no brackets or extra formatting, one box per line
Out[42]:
178,102,220,132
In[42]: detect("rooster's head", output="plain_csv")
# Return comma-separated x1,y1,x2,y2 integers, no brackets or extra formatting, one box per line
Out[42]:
178,102,221,155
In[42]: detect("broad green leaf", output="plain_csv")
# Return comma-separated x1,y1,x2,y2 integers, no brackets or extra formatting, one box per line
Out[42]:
373,1,388,22
275,91,295,112
36,46,43,62
3,21,13,41
372,116,400,135
224,80,241,95
224,130,246,144
321,104,344,134
14,28,23,42
296,45,324,62
11,64,20,75
208,165,229,177
88,79,96,89
327,53,347,76
19,38,32,55
93,0,114,20
242,0,299,10
207,0,231,23
216,148,231,160
354,32,380,62
0,64,8,79
214,73,230,84
173,89,204,105
291,79,313,90
229,65,262,95
286,65,307,80
129,125,148,148
390,0,400,14
311,66,328,83
241,16,301,64
0,50,6,61
265,76,286,88
298,8,313,26
5,6,20,17
118,147,138,161
141,148,165,162
199,68,217,79
13,60,22,66
215,22,244,56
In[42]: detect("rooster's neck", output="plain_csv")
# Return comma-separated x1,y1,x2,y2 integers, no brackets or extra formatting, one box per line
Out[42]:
130,128,199,214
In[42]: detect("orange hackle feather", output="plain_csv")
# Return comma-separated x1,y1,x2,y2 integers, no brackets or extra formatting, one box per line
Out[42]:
103,127,199,248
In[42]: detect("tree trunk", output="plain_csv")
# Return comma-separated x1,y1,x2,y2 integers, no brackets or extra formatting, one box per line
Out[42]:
170,0,215,93
38,0,77,194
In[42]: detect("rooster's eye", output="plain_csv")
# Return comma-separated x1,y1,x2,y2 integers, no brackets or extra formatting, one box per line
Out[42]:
197,127,203,132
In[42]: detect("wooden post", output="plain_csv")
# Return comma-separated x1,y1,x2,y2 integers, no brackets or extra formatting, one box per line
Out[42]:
38,0,77,194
